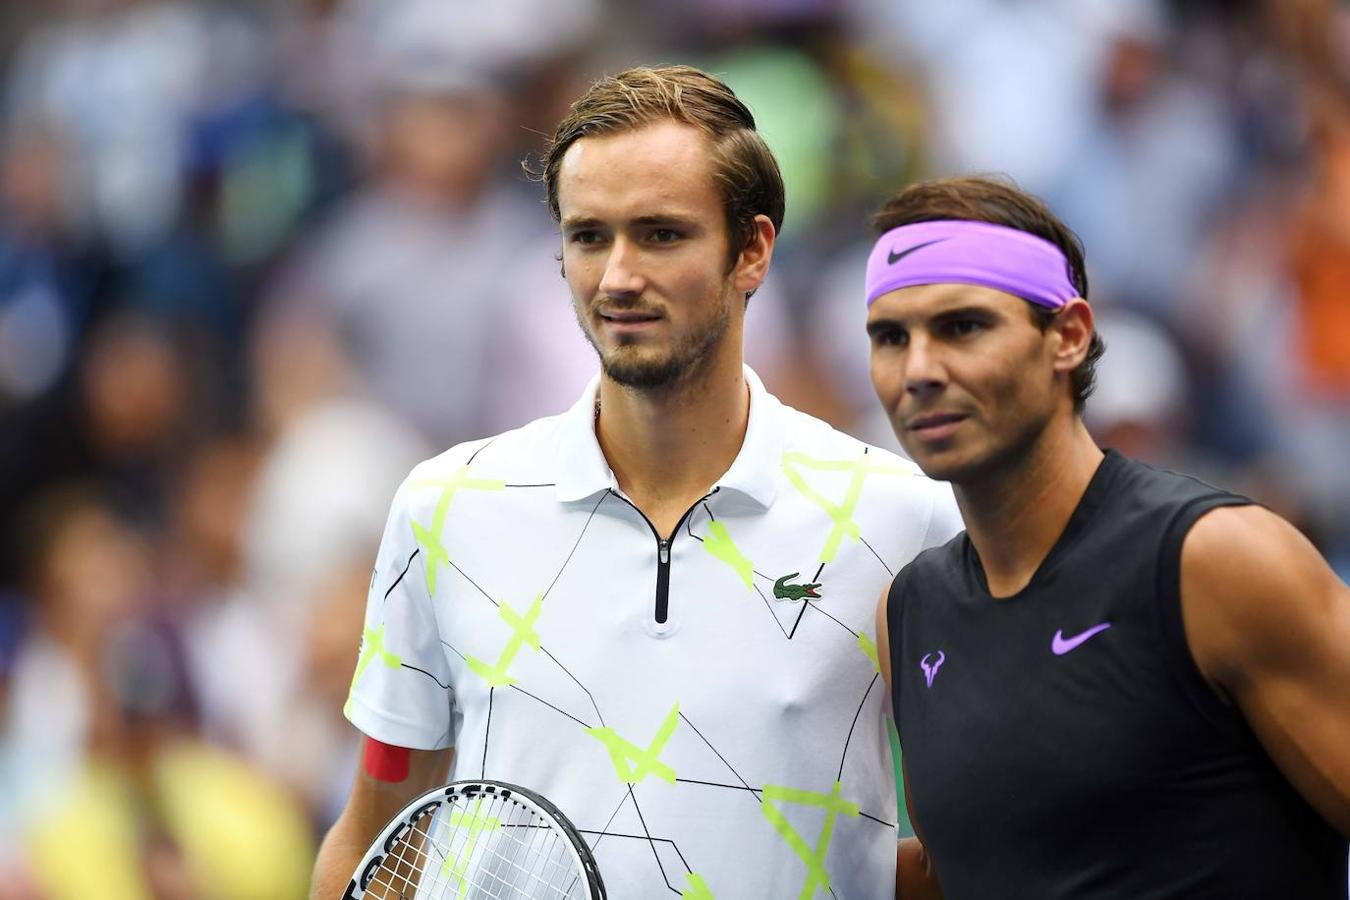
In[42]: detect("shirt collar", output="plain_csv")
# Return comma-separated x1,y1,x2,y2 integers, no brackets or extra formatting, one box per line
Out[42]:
553,366,782,509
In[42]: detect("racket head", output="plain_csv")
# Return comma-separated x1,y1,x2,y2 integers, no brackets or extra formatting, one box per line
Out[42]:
344,780,605,900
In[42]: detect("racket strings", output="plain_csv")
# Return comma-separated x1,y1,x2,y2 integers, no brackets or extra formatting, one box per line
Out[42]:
366,792,588,899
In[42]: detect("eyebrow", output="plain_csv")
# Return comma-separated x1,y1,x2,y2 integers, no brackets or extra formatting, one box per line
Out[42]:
560,213,700,231
865,304,1000,335
932,305,999,321
865,317,905,337
560,216,602,231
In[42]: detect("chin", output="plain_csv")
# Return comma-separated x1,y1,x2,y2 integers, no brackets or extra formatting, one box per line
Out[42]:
903,453,961,483
898,439,983,484
601,348,685,390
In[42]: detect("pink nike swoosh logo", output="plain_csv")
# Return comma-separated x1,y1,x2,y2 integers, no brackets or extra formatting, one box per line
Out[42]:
1051,622,1112,655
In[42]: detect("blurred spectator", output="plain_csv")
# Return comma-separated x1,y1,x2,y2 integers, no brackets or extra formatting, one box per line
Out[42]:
241,396,428,635
4,0,269,258
233,396,426,821
0,117,101,410
5,0,209,254
846,0,1161,194
288,557,377,827
1291,104,1350,396
166,435,271,754
1042,11,1239,317
261,45,547,446
1083,307,1189,464
0,308,223,597
4,486,314,899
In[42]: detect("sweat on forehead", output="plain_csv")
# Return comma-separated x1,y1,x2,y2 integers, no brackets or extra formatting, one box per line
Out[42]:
865,220,1078,311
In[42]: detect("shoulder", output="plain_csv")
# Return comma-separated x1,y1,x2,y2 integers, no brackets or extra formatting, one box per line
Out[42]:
394,414,571,514
894,536,967,595
777,403,954,500
775,403,963,545
1110,452,1246,512
1181,504,1347,687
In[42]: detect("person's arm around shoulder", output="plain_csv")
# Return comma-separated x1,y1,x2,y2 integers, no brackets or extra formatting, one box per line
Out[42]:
877,588,944,899
309,738,454,900
1182,504,1350,835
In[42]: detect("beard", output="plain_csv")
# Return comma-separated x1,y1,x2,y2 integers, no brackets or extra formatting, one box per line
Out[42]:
577,296,734,391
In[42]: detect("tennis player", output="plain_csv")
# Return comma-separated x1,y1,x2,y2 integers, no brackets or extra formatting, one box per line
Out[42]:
868,175,1350,897
310,66,962,898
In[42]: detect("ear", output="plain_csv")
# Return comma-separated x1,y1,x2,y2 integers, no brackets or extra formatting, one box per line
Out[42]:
1050,298,1094,374
731,214,776,295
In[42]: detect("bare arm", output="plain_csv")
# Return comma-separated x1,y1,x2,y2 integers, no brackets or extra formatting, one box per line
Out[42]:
877,589,944,899
309,740,454,900
1183,505,1350,836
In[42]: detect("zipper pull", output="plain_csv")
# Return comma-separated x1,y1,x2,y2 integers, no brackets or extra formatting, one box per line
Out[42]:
659,539,670,564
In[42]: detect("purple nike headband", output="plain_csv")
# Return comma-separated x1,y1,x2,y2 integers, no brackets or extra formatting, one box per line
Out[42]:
865,220,1078,309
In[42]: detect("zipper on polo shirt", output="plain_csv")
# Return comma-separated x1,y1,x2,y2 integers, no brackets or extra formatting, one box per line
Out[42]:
608,487,719,625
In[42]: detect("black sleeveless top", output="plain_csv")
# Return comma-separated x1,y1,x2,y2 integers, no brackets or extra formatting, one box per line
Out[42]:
888,450,1347,898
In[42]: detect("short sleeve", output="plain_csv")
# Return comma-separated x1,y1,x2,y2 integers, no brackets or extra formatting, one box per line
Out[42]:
344,479,456,749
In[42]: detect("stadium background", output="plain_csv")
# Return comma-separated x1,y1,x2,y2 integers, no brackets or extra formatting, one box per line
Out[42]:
0,0,1347,896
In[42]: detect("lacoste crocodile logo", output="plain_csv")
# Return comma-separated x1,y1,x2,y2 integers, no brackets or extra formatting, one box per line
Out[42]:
773,573,822,601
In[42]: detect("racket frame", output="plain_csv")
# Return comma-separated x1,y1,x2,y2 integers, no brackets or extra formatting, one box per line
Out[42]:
342,779,606,900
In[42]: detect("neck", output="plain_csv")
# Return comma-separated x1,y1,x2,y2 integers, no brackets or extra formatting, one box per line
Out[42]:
596,352,750,532
953,416,1104,597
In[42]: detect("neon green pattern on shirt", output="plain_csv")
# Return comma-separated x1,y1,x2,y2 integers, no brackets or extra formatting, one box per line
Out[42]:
682,872,714,898
857,632,881,674
344,623,402,717
781,452,913,564
702,520,754,589
409,465,505,594
440,798,502,886
465,593,544,688
761,781,859,899
586,702,680,785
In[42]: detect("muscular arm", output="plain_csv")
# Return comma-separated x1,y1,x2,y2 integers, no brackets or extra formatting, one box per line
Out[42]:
1183,505,1350,836
877,589,944,899
309,739,454,900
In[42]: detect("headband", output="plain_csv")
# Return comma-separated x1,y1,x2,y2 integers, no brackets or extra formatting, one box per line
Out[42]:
865,219,1078,309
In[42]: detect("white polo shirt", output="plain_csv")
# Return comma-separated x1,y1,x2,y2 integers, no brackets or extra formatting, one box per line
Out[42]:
347,368,962,899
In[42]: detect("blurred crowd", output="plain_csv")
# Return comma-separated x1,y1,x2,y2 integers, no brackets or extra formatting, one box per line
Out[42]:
0,0,1347,896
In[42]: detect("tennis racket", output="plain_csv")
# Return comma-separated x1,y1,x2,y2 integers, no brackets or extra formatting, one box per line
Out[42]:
343,780,606,899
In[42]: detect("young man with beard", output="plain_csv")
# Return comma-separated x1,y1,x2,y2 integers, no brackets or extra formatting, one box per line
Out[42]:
309,66,961,898
868,175,1350,897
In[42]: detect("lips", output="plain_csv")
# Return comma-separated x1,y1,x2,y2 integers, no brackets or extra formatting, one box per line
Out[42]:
601,312,661,322
598,307,662,324
597,307,663,338
903,411,968,444
906,412,966,432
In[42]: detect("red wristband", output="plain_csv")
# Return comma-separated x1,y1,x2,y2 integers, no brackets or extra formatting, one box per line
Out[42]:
362,737,411,783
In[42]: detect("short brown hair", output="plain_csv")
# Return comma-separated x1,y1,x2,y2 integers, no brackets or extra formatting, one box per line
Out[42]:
872,175,1105,413
533,65,785,265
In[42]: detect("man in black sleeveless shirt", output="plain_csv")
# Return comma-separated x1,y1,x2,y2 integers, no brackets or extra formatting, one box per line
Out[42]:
863,176,1350,898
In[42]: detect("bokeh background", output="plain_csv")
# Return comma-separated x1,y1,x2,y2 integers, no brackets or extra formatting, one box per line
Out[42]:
1,0,1347,896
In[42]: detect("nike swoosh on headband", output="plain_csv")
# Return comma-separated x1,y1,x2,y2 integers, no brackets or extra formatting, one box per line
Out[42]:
887,238,948,266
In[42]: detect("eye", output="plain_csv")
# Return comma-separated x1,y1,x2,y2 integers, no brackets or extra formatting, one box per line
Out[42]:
942,318,984,338
648,228,681,243
870,326,908,349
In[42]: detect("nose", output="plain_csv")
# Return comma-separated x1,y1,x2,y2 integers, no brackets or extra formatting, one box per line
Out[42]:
598,237,645,297
903,333,947,400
